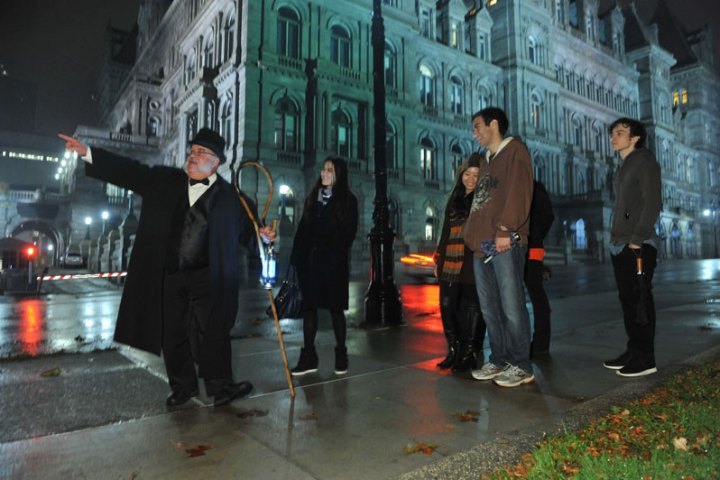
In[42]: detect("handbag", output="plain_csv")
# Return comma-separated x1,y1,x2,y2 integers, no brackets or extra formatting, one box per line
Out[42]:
266,265,303,319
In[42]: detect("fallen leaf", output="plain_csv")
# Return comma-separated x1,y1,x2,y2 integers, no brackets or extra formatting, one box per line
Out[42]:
185,444,212,457
403,442,438,456
299,413,318,421
39,367,61,378
672,437,688,451
452,410,481,422
252,318,263,325
128,473,138,480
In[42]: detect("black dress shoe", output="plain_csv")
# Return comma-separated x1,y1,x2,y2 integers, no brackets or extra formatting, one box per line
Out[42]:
166,389,199,407
213,381,253,407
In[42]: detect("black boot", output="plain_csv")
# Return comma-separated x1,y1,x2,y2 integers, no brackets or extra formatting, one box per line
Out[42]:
335,346,349,375
437,340,459,369
452,344,477,372
291,347,318,376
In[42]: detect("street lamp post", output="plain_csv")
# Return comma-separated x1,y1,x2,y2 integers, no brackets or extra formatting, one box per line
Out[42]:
101,211,109,234
363,0,403,328
84,216,92,240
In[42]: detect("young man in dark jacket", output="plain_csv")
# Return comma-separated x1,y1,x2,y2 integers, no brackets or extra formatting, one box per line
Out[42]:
603,118,662,377
525,180,554,357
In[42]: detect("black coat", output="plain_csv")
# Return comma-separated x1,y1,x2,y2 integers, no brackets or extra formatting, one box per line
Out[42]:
86,148,256,355
528,180,554,248
291,193,358,310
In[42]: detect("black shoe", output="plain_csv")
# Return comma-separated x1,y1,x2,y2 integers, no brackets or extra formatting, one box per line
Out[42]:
436,342,458,369
603,351,634,370
213,381,253,407
291,347,318,376
452,346,476,373
617,359,657,378
166,389,199,407
335,346,349,375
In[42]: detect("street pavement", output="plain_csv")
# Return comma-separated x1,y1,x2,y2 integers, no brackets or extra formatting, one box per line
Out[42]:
0,259,719,479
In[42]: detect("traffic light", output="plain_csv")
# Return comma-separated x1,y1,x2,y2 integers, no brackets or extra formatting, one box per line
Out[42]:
26,246,36,259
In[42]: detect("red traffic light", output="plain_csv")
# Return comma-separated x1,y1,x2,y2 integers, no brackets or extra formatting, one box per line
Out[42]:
26,246,36,259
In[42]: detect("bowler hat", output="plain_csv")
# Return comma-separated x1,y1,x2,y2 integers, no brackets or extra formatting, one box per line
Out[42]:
190,128,226,164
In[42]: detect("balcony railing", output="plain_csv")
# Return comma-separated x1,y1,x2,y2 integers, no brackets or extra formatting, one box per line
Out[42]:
278,56,303,71
276,151,302,166
424,179,440,190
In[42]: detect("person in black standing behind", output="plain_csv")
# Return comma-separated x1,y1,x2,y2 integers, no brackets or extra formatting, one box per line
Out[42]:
434,155,486,372
525,180,554,357
59,129,275,407
290,157,358,376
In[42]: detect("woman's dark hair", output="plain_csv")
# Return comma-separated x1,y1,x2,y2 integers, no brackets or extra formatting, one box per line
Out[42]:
302,157,354,222
445,157,479,220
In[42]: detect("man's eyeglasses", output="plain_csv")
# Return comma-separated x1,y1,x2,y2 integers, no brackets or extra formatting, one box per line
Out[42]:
187,148,218,159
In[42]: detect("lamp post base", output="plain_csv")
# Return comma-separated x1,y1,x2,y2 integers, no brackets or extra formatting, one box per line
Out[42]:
362,229,404,328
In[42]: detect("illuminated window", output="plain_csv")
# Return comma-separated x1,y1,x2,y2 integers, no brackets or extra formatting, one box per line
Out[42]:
450,76,464,115
681,89,688,104
487,0,498,6
451,22,460,50
672,91,679,106
420,64,435,107
425,207,435,241
420,137,436,180
384,42,396,89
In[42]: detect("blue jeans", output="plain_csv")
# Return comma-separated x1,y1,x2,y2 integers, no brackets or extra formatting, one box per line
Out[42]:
473,245,532,372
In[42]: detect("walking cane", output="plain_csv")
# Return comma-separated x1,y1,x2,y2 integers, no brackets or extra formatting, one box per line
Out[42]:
232,161,295,398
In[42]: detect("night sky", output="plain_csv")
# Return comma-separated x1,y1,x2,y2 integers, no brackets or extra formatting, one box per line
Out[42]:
0,0,718,138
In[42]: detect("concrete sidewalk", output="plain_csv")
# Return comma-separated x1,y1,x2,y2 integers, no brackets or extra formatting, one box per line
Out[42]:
1,260,719,479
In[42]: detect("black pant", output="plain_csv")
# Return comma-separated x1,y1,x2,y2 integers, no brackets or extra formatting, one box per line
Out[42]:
162,267,232,396
524,259,551,349
439,281,484,348
302,308,346,349
611,244,657,363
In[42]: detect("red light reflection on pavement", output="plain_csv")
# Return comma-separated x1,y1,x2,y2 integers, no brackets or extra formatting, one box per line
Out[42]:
400,284,442,334
18,299,46,356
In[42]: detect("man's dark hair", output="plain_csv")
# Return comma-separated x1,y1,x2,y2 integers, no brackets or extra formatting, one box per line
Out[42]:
472,107,509,136
608,117,647,149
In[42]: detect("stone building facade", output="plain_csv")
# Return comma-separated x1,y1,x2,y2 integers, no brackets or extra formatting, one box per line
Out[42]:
80,0,720,266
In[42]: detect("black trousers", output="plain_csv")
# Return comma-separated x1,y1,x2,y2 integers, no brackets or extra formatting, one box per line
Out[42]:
611,244,657,363
439,281,485,348
524,259,551,349
162,267,232,396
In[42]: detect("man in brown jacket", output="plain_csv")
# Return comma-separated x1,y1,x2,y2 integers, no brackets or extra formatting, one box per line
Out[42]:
464,107,535,388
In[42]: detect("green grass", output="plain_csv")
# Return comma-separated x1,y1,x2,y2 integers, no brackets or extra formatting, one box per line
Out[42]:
484,360,720,479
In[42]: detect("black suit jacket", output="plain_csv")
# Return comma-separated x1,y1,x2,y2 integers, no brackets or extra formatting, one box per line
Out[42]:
86,148,257,355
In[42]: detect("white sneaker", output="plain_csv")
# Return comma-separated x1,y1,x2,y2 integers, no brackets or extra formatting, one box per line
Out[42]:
471,363,507,381
493,365,535,388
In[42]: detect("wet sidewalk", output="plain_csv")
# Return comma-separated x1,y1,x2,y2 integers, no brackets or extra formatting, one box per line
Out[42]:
1,260,719,479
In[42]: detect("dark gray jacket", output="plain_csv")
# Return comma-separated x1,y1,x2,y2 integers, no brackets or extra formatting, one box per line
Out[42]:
610,148,662,246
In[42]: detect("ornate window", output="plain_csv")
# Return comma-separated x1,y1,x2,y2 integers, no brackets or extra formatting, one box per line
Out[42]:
384,42,397,89
528,36,537,65
419,64,435,107
331,108,351,158
277,7,300,59
223,14,235,62
450,143,464,174
420,137,436,180
203,30,215,68
331,25,351,67
449,76,464,115
274,98,299,152
221,101,233,146
530,92,542,129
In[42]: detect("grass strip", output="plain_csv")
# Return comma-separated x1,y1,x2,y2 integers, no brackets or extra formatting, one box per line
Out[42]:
484,359,720,479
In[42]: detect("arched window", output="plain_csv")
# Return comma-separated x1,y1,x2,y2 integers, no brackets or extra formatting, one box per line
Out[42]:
530,92,542,129
223,13,235,62
450,76,463,115
203,30,215,68
528,36,537,65
184,49,197,86
450,143,464,174
592,124,602,153
477,85,491,111
331,107,351,158
221,101,232,147
572,116,583,148
384,42,396,89
331,25,351,67
425,206,436,241
420,137,436,180
147,116,160,137
275,98,299,152
277,7,300,59
555,0,564,23
419,64,435,107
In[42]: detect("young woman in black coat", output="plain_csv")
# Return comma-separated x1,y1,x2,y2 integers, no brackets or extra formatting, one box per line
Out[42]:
290,157,358,376
434,154,486,372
